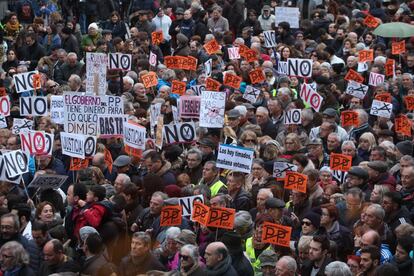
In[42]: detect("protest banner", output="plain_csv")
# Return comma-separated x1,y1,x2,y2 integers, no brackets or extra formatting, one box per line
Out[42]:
185,56,198,71
179,96,200,118
284,109,301,124
216,144,254,173
155,115,164,149
287,58,312,78
50,96,64,124
228,47,240,60
206,207,235,230
275,7,300,28
263,30,277,48
178,195,204,217
284,171,307,193
123,122,146,150
69,157,89,171
12,119,33,135
261,222,292,247
223,73,242,89
86,53,107,94
142,72,158,88
203,39,220,55
0,115,6,129
98,114,127,137
404,95,414,111
300,83,323,112
13,71,41,93
61,132,86,159
330,153,352,172
385,59,395,77
20,131,54,156
363,14,379,28
357,62,369,72
0,96,10,116
204,59,212,76
238,44,250,59
108,53,132,71
28,174,68,190
0,152,22,184
370,100,393,118
192,201,210,225
375,93,392,103
345,69,364,83
345,81,369,99
243,85,260,103
171,80,186,95
151,31,163,45
3,150,28,178
369,72,385,87
395,115,412,136
163,121,197,144
249,68,266,84
273,162,298,179
205,78,221,91
392,40,406,55
19,96,48,116
190,85,205,96
358,49,374,62
149,51,157,67
160,206,182,227
199,91,226,128
277,61,288,75
341,110,359,127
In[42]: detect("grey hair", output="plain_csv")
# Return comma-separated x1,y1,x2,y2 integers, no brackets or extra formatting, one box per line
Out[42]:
56,49,67,56
256,106,269,116
205,161,218,172
187,148,203,162
132,232,152,246
181,244,199,263
355,109,368,124
328,132,341,142
165,227,181,240
152,191,169,201
234,37,245,45
234,211,253,231
211,5,222,13
252,158,265,168
342,140,356,151
123,76,134,86
368,203,385,220
257,188,273,199
205,34,215,42
401,155,414,166
1,213,19,231
67,52,77,59
279,256,297,273
402,73,413,80
116,173,131,185
325,261,352,276
161,69,176,81
69,74,81,85
302,108,314,121
0,241,30,266
298,235,313,251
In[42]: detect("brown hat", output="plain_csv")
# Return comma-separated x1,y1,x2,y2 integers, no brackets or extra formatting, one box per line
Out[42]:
175,230,196,245
367,161,388,173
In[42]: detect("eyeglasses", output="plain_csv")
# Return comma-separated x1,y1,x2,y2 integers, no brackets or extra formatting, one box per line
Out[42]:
1,254,13,259
179,254,190,261
244,139,256,143
301,221,311,226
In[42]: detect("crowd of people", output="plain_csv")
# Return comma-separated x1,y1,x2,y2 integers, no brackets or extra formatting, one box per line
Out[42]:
0,0,413,276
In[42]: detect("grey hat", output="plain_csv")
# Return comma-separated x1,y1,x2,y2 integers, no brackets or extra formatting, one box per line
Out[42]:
262,5,272,11
175,229,196,245
265,198,285,209
227,109,241,119
322,108,337,117
197,138,216,149
113,155,131,167
242,103,255,110
259,250,278,267
347,166,369,180
367,161,388,173
308,138,323,146
102,29,112,35
79,226,99,242
175,8,184,14
396,141,413,156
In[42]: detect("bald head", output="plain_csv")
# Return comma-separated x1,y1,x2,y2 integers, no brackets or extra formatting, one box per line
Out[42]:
205,242,228,268
92,153,106,170
361,230,381,247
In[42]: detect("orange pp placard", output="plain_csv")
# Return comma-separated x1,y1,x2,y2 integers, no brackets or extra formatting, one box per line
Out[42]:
186,56,198,71
375,93,392,103
404,95,414,111
364,15,379,28
392,40,406,55
223,73,242,89
104,147,113,173
151,31,163,45
261,222,292,247
385,59,395,77
205,77,221,91
284,171,307,193
124,144,143,158
203,39,220,55
206,206,235,230
164,56,176,69
249,68,266,84
395,115,412,136
171,80,186,95
330,153,352,172
160,205,182,227
344,69,364,83
245,49,258,63
358,49,374,63
142,72,158,88
238,44,250,59
192,201,210,225
69,158,89,171
0,87,7,97
341,110,359,127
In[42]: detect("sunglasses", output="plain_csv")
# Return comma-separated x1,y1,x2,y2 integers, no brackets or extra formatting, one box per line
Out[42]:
301,221,311,226
179,254,190,261
244,139,256,143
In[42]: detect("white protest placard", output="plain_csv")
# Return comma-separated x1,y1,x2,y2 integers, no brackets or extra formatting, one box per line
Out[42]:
243,85,261,103
300,83,323,112
149,51,157,67
0,115,6,128
368,72,385,87
178,195,204,217
0,151,21,184
61,132,86,159
12,118,33,135
287,58,313,78
98,114,127,137
28,174,68,190
357,62,368,72
86,53,108,94
163,121,197,144
370,100,393,118
19,96,48,116
346,81,369,99
13,71,40,93
150,103,162,135
216,144,254,173
123,122,146,150
332,170,348,184
204,59,212,77
228,47,240,60
179,96,201,119
277,61,288,75
263,31,277,48
273,162,298,178
199,91,226,128
50,96,64,124
275,7,300,28
284,109,302,124
108,53,132,71
20,131,54,156
3,150,28,178
190,85,205,96
0,96,10,117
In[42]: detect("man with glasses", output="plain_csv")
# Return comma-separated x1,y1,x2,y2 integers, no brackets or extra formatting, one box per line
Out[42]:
0,241,34,275
337,188,364,228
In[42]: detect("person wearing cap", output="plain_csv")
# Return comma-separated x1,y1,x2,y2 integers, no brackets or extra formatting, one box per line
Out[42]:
309,108,348,142
257,250,277,276
227,109,242,137
81,23,102,53
307,138,330,169
221,232,254,276
344,166,369,194
391,235,414,275
382,191,412,233
135,10,156,36
113,155,141,184
197,138,216,164
258,5,275,31
265,197,292,227
367,161,396,192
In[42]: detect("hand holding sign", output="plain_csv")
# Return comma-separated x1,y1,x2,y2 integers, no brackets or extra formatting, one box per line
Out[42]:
345,69,364,83
385,59,395,77
363,14,379,28
171,80,186,95
330,153,352,172
358,49,374,63
160,205,182,226
404,95,414,111
395,115,412,137
205,78,221,91
374,93,392,103
261,222,292,247
192,201,210,225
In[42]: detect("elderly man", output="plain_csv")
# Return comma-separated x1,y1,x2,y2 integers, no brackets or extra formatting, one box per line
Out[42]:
400,166,414,212
67,74,82,92
184,148,204,184
349,109,374,142
39,239,80,275
204,242,237,275
363,204,394,245
207,6,229,34
132,192,168,232
307,138,329,169
0,241,35,275
249,188,273,221
198,161,227,197
256,106,277,138
309,108,348,142
358,230,392,264
55,52,83,85
275,256,297,276
342,140,363,166
326,132,341,154
114,174,131,195
92,152,117,182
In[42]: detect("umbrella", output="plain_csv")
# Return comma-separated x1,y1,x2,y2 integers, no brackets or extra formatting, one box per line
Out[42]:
373,22,414,38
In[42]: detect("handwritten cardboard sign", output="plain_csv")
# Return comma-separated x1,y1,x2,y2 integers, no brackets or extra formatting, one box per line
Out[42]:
203,39,220,55
341,110,359,127
284,171,307,193
261,222,292,247
404,95,414,111
223,73,242,89
205,77,221,91
192,201,210,225
206,206,235,230
249,68,266,84
359,49,374,63
345,69,364,83
160,205,182,226
395,115,412,137
330,153,352,172
142,72,158,88
171,80,186,95
363,14,379,28
374,93,392,103
392,40,406,55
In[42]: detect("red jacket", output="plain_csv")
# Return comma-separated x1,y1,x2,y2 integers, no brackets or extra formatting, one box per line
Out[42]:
74,203,108,239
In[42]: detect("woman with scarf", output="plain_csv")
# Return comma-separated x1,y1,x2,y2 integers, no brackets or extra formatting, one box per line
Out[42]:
4,13,22,43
